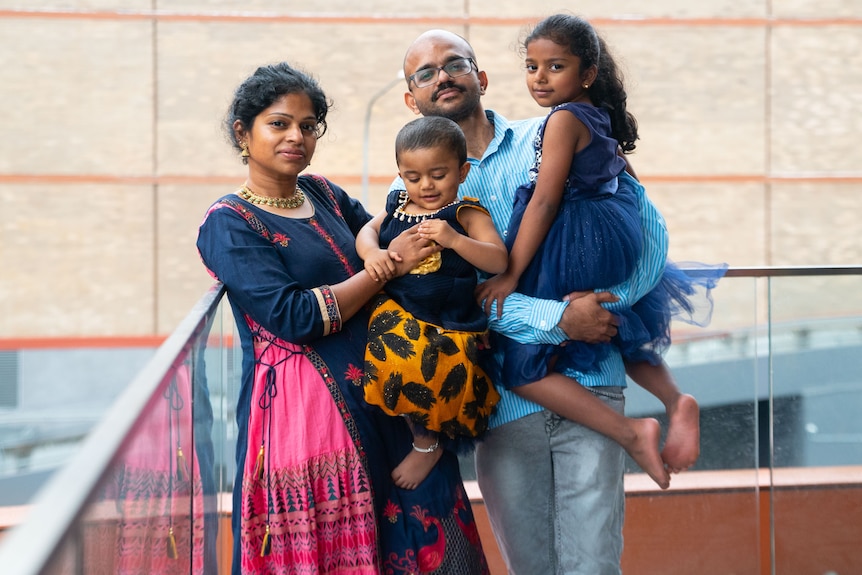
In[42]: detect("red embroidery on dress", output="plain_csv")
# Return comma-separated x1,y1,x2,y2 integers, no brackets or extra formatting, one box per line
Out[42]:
310,174,343,218
309,218,356,277
317,285,341,334
206,199,290,247
383,499,402,524
344,364,364,386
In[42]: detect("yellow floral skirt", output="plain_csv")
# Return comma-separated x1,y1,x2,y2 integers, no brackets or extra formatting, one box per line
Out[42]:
363,295,500,438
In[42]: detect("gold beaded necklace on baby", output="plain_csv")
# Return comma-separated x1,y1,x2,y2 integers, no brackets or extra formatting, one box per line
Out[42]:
392,190,458,223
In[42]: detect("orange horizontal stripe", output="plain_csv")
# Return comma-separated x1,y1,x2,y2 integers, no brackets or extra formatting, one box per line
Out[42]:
0,336,166,350
0,173,388,186
0,334,235,350
1,173,861,186
0,10,860,27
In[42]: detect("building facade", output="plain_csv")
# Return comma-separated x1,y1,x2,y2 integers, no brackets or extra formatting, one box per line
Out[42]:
0,1,860,338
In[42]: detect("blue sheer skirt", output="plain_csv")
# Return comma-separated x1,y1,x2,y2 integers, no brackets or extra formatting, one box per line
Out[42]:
498,180,726,389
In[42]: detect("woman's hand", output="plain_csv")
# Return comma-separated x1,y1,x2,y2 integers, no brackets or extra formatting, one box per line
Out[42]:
476,272,518,318
388,225,440,276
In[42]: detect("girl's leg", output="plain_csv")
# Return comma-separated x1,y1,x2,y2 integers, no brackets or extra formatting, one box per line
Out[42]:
513,373,670,489
391,419,442,490
625,360,700,473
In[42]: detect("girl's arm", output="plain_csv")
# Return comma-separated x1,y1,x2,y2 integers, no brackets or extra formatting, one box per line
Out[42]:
416,207,508,274
477,111,588,316
508,112,585,277
355,211,385,261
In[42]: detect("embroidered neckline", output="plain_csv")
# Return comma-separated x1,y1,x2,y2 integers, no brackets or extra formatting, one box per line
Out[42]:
392,190,459,224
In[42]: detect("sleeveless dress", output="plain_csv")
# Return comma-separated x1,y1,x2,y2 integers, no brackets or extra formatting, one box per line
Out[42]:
499,102,725,389
197,175,489,575
363,191,500,440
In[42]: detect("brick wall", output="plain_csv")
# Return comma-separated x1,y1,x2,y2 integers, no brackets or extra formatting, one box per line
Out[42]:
1,2,860,337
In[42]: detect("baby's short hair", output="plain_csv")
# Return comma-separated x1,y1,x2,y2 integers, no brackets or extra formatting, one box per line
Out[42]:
395,116,468,165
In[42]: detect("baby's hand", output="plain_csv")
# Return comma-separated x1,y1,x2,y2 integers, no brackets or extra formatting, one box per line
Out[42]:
417,219,458,249
476,272,518,318
364,249,397,282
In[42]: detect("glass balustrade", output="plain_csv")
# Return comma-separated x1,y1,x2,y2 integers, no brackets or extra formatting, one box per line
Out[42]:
1,267,860,574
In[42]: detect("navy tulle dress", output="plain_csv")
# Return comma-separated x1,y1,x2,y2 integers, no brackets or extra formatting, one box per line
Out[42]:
498,102,725,389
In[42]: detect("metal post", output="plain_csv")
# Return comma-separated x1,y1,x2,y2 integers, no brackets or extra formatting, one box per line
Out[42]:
362,71,405,206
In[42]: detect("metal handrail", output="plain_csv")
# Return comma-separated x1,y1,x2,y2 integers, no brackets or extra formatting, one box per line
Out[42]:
0,283,225,575
721,265,862,277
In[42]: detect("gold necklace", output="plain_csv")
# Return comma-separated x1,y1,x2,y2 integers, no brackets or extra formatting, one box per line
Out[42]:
238,184,305,209
393,191,459,223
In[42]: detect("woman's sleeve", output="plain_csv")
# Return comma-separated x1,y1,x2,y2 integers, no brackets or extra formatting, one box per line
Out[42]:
196,204,337,344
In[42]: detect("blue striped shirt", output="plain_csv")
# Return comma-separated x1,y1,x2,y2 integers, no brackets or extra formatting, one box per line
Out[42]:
390,110,668,428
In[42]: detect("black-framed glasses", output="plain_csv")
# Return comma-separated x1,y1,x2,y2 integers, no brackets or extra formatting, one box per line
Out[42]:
408,57,476,88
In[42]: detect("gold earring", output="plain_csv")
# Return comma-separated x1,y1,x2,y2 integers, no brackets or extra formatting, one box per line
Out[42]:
240,142,250,158
583,84,589,89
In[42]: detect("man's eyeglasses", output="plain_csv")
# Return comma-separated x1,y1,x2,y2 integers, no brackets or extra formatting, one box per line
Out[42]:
408,58,476,88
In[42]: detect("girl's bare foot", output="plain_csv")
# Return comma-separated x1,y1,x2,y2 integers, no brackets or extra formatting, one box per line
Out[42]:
626,418,670,489
391,441,442,490
661,393,700,473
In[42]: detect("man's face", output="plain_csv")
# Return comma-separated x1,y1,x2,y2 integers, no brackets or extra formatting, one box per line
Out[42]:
403,35,485,123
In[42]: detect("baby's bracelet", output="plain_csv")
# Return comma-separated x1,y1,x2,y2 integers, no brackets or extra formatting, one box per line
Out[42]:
412,440,439,453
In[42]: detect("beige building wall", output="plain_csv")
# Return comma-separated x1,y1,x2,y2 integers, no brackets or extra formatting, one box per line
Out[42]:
0,2,860,338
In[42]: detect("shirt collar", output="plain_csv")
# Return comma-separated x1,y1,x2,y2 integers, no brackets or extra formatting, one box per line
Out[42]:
478,109,512,162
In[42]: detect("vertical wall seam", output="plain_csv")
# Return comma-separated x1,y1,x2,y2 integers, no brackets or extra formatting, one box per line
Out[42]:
151,0,159,334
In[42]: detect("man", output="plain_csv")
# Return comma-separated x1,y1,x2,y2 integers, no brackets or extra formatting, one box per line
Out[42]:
396,30,668,574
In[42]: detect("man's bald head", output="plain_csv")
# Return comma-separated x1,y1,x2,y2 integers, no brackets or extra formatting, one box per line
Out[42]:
402,28,476,83
403,29,477,78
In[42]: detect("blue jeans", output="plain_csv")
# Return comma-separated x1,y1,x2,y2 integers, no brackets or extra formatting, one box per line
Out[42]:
475,387,626,575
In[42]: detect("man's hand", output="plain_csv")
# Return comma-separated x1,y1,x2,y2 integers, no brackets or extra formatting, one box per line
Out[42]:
559,291,620,343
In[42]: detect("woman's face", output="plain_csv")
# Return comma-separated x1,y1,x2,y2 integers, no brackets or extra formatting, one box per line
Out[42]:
241,92,319,179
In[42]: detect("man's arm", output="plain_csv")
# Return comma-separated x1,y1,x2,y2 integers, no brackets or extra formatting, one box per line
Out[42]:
485,291,618,345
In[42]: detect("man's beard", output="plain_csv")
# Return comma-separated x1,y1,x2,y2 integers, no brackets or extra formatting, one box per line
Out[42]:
417,82,479,123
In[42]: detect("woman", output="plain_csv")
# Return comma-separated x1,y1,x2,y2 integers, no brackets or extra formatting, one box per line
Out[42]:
196,62,489,574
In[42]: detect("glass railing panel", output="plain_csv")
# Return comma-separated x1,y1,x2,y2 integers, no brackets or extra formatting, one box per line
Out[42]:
5,270,862,574
78,356,205,573
623,274,764,573
0,285,227,575
767,271,862,575
0,345,159,506
207,301,242,568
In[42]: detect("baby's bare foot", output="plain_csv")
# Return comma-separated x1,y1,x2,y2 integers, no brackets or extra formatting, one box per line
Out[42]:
662,394,700,473
627,418,670,489
391,442,442,490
